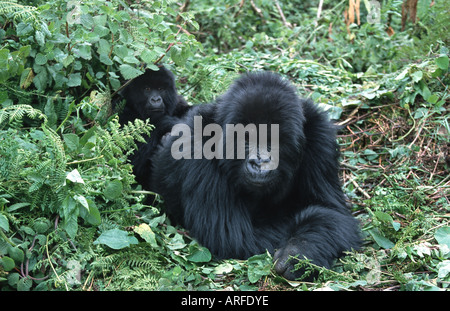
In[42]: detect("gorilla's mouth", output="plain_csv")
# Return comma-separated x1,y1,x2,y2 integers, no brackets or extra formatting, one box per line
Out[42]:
244,169,278,188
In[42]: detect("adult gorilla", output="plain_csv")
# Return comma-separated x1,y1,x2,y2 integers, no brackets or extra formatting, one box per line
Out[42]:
151,72,361,280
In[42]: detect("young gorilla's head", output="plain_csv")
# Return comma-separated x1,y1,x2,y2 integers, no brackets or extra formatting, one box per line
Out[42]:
119,66,179,121
216,72,306,199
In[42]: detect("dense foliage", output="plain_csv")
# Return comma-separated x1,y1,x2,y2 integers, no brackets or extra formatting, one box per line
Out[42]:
0,0,448,291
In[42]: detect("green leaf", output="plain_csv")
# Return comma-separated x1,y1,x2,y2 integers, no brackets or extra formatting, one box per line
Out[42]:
19,68,34,89
100,54,113,65
436,55,449,70
93,228,138,250
119,64,142,80
85,200,101,226
395,68,409,80
437,260,450,279
214,262,234,275
63,133,80,151
62,55,74,67
7,203,30,212
426,94,439,105
33,70,48,91
1,256,15,271
35,53,47,65
66,169,84,184
247,253,272,283
67,73,82,87
17,277,32,291
104,180,123,200
8,246,24,263
134,223,157,248
368,228,395,249
63,206,79,239
73,194,89,212
374,211,400,231
33,219,50,234
187,246,212,263
435,226,450,248
0,214,9,232
7,273,20,287
411,70,423,83
141,50,158,64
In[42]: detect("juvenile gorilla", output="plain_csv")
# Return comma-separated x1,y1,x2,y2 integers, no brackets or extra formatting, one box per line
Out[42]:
151,72,361,280
117,66,190,189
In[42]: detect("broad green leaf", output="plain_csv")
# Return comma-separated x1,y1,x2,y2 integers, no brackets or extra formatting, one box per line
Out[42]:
63,207,79,239
187,246,212,263
104,180,123,200
93,228,138,250
247,253,272,283
141,50,158,64
0,214,9,232
35,53,47,65
7,273,20,287
436,55,449,70
368,228,395,249
100,54,113,65
17,45,31,59
8,246,24,263
411,70,423,83
7,203,30,212
395,68,409,80
67,73,82,87
66,169,85,184
17,277,32,291
85,200,101,226
73,45,92,60
1,256,15,271
19,68,34,89
119,64,142,80
62,55,74,67
33,219,50,234
134,223,157,248
33,70,48,91
214,262,234,275
73,194,89,212
437,260,450,279
435,226,450,248
63,133,80,151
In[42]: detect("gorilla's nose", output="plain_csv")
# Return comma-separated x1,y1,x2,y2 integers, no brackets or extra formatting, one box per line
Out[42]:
247,157,271,174
150,95,163,109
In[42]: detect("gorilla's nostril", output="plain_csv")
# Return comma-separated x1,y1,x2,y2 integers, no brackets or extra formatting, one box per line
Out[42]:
151,96,162,104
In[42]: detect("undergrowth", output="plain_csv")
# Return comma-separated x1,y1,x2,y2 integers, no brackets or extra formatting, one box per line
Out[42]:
0,0,449,291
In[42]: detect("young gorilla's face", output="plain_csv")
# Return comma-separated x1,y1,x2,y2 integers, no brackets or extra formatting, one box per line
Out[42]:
123,67,178,120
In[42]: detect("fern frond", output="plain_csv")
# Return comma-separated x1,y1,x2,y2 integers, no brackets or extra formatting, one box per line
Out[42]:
42,126,67,170
0,1,39,25
0,104,47,128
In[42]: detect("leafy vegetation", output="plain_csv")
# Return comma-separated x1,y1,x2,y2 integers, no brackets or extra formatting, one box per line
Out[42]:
0,0,448,291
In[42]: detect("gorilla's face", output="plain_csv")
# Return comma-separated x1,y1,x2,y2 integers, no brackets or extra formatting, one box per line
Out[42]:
121,67,178,120
217,72,306,199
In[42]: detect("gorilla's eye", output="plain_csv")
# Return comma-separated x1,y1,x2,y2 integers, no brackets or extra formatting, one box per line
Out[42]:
144,87,152,91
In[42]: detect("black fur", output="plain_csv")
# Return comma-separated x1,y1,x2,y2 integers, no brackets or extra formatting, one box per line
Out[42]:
151,72,361,280
116,66,190,189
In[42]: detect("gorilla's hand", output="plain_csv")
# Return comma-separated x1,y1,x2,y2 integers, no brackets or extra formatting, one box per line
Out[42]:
273,239,315,281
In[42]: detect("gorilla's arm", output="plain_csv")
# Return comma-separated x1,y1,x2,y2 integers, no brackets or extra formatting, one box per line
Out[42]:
273,100,361,280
